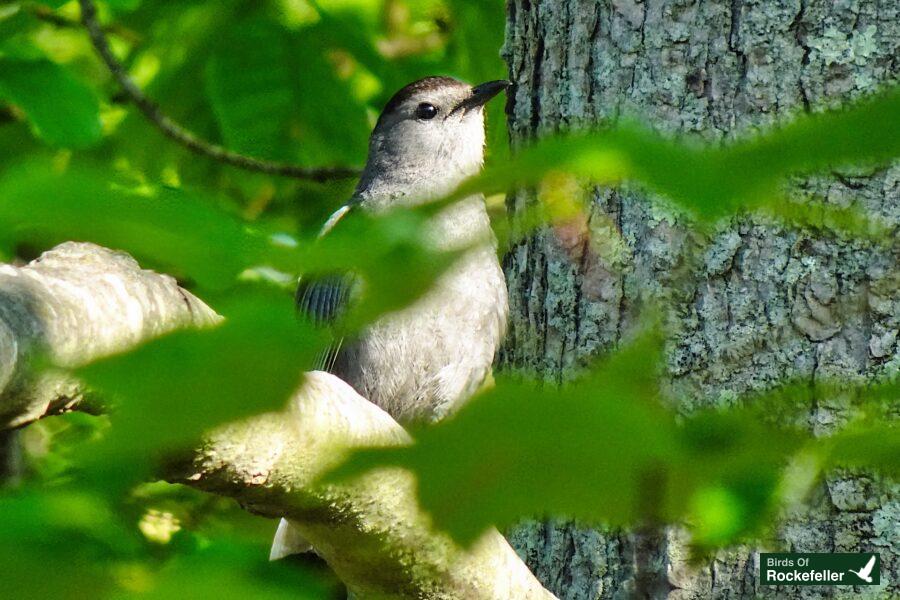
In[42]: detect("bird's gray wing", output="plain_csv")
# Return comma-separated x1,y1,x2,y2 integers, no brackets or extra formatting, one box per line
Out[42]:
296,203,357,373
295,272,355,372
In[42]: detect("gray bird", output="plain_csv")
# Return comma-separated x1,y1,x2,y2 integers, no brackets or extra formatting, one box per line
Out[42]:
271,76,510,559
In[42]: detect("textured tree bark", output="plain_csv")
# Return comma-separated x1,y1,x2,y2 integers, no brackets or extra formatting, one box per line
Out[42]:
500,0,898,598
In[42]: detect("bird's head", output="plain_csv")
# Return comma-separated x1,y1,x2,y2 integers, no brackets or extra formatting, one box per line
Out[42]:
356,76,510,205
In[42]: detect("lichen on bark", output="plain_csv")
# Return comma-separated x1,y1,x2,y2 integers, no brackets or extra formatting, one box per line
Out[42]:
500,0,899,597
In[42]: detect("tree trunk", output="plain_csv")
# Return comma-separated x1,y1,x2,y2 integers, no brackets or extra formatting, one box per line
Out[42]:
500,1,898,598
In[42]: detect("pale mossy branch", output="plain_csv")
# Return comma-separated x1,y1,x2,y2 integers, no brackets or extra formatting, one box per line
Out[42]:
175,372,555,599
0,242,554,599
0,242,219,428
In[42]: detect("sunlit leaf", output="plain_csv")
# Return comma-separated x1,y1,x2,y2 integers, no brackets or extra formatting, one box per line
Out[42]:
30,1,71,9
326,333,687,544
673,408,803,549
0,489,334,600
459,86,900,220
303,205,467,331
0,162,272,289
328,356,899,549
76,292,327,469
114,542,336,600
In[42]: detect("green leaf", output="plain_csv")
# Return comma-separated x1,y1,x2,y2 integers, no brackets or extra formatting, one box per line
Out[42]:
303,205,466,332
756,197,894,243
30,0,71,9
0,489,333,600
327,354,900,550
0,162,274,289
77,292,327,468
0,160,468,328
0,489,137,599
673,409,802,548
0,4,33,41
325,331,811,548
204,20,297,162
114,542,335,600
204,17,369,166
459,86,900,220
19,412,110,485
817,425,900,477
105,0,142,13
0,56,102,147
325,333,682,544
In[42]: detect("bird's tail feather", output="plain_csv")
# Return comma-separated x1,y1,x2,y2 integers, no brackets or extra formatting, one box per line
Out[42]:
269,518,313,560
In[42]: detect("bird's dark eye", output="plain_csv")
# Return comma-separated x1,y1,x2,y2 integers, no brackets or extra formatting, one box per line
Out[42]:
415,102,438,120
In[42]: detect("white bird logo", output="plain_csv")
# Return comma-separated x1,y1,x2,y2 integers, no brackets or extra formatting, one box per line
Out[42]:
848,555,877,583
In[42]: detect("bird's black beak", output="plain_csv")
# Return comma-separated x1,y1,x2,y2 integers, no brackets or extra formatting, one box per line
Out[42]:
452,80,511,115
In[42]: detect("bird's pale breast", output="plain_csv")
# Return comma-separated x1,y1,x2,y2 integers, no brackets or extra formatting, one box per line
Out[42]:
332,196,507,423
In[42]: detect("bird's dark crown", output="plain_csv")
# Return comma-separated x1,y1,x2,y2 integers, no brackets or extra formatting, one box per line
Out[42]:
379,76,468,119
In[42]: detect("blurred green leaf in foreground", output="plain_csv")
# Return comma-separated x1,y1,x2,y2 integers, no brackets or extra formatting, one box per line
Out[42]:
75,291,325,478
0,0,898,595
0,488,338,600
0,55,102,148
326,331,900,552
463,85,900,221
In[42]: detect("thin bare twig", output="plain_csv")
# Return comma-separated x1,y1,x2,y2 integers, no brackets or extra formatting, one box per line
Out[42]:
77,0,360,182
